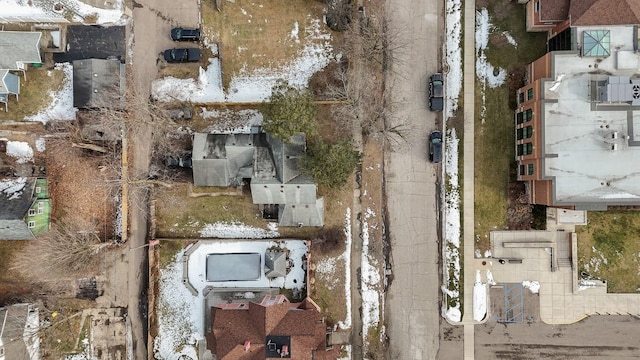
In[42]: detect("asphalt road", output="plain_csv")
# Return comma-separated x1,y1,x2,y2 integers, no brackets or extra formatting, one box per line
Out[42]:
438,315,640,359
127,0,199,358
384,0,443,359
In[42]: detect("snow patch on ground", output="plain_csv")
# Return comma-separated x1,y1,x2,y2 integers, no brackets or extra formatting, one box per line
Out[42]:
522,280,540,294
152,19,333,103
445,0,462,118
337,345,352,360
6,141,33,163
153,250,201,360
578,279,605,291
584,246,608,273
339,208,352,329
0,177,27,200
200,108,263,133
316,207,352,330
67,0,127,25
473,270,487,322
361,211,381,350
25,62,76,123
199,221,279,238
486,269,496,285
502,31,517,47
290,21,300,43
35,137,46,152
476,8,507,124
1,0,127,26
443,128,461,323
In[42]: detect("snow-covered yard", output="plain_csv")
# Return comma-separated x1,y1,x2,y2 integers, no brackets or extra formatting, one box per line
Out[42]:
154,240,310,360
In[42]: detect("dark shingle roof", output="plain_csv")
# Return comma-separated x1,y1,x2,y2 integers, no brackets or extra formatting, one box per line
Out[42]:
539,0,570,21
72,59,125,109
570,0,640,26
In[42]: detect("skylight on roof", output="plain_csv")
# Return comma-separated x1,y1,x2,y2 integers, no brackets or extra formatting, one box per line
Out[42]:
582,30,610,57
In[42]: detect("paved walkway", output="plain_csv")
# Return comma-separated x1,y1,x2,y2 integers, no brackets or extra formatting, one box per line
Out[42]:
461,0,476,356
482,224,640,324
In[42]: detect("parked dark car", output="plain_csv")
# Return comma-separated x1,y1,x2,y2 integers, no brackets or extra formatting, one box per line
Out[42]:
163,48,201,63
166,107,193,120
429,73,444,112
165,155,192,168
429,131,443,163
170,27,201,41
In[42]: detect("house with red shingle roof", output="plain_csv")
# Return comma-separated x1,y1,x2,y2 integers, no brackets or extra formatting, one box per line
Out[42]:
206,294,339,360
523,0,640,33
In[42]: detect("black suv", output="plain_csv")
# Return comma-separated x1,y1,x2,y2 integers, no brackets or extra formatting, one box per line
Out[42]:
429,131,443,163
429,73,444,112
163,48,201,63
170,27,201,41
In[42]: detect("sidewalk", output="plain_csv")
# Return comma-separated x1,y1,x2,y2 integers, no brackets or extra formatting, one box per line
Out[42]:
461,0,476,357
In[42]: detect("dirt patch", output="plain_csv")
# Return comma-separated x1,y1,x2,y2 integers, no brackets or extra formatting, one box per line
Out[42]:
47,139,120,240
506,182,533,230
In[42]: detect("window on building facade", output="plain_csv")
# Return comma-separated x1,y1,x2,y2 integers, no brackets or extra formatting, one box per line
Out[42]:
528,163,534,175
524,109,533,122
519,165,525,175
519,92,525,104
28,221,35,228
517,128,523,140
517,144,524,156
525,142,533,155
527,88,534,100
524,126,533,138
28,209,36,216
517,109,534,124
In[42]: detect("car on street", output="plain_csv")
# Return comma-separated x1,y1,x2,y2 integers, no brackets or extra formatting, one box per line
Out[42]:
429,130,443,163
163,48,201,63
429,73,444,112
170,27,201,41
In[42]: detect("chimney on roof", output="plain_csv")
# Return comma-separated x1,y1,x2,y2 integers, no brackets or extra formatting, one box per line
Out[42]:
244,340,251,352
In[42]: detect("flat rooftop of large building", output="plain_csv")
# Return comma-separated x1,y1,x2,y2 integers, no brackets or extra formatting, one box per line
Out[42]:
540,36,640,207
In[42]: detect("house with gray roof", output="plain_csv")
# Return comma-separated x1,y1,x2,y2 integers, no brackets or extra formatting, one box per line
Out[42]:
192,133,256,187
192,131,324,227
0,303,40,360
72,59,125,109
0,31,42,75
0,70,20,112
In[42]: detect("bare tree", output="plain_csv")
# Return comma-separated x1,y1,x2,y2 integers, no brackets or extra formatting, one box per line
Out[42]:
11,216,111,281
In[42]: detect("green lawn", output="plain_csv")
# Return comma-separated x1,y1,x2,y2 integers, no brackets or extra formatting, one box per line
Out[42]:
473,1,547,252
577,211,640,293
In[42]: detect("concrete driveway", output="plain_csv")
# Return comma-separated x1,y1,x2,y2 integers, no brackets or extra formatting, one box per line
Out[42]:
384,0,443,358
